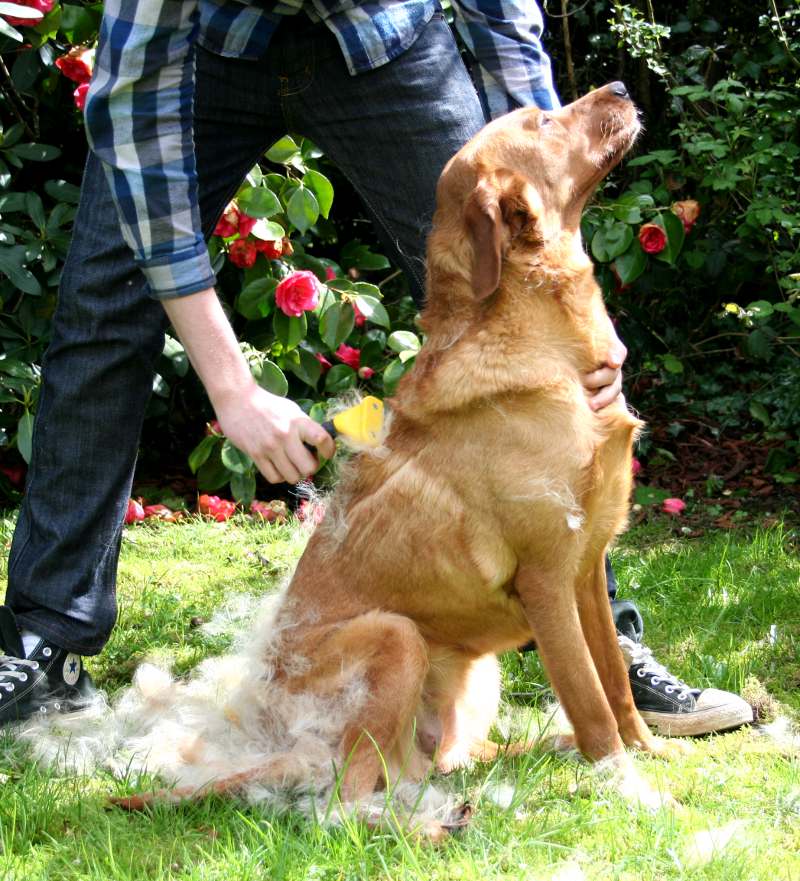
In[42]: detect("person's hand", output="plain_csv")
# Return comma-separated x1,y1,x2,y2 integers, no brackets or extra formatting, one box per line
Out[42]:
583,319,627,411
215,385,336,484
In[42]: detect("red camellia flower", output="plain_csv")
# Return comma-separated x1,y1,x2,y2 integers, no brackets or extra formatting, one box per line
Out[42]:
55,47,94,84
254,239,282,259
335,343,361,370
143,503,182,523
315,352,332,371
214,203,239,238
73,82,90,111
661,497,686,515
352,301,366,327
358,366,375,380
198,494,236,522
3,0,52,26
631,457,642,477
0,463,25,486
228,238,257,269
275,270,320,317
670,199,701,233
638,223,667,255
325,266,337,281
250,499,288,524
237,213,257,238
124,498,145,524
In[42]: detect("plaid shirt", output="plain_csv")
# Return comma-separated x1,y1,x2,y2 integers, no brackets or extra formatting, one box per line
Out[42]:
84,0,558,300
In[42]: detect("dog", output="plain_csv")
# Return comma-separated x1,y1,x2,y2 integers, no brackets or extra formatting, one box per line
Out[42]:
109,82,683,830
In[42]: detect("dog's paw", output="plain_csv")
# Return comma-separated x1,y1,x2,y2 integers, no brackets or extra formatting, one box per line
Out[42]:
436,746,474,774
641,735,694,759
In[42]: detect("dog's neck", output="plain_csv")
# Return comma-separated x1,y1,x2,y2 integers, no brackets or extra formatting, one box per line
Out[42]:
396,238,612,419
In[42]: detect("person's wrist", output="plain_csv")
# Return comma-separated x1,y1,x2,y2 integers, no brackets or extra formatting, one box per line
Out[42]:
206,370,261,415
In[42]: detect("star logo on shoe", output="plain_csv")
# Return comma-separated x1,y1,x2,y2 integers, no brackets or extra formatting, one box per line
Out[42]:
63,654,81,686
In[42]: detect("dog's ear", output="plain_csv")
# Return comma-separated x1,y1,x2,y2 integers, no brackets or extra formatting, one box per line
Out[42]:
464,179,503,301
464,174,540,300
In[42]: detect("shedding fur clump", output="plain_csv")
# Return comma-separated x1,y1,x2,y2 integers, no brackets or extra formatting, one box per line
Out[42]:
13,590,455,828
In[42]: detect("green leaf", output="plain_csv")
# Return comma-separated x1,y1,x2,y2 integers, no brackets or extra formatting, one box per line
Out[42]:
237,186,281,219
236,277,276,320
590,221,633,263
747,300,774,320
286,186,319,233
266,135,300,164
302,170,333,219
748,401,771,426
340,240,390,271
0,246,41,295
382,358,409,395
634,485,671,506
0,192,26,212
197,449,231,492
0,16,24,40
230,469,256,505
660,353,684,374
319,302,355,349
256,359,288,396
251,218,285,240
16,409,33,463
221,440,252,474
43,179,81,204
162,334,188,376
354,294,390,328
188,434,218,473
613,240,646,285
273,310,306,351
653,212,685,264
388,330,421,353
59,3,99,42
25,191,45,229
324,364,356,394
10,143,60,162
287,347,322,388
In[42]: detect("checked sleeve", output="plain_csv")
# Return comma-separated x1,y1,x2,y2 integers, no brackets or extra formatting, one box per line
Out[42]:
452,0,560,119
84,0,216,300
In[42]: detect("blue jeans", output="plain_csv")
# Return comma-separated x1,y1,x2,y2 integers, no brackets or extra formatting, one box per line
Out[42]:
5,13,486,654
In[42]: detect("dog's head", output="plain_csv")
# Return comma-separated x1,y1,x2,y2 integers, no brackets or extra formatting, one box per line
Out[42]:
430,83,640,301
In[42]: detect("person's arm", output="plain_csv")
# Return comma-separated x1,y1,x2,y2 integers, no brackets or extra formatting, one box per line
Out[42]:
83,1,334,481
450,0,561,117
163,290,335,484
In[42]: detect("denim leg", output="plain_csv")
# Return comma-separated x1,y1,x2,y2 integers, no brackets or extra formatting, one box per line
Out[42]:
277,13,486,305
5,49,286,655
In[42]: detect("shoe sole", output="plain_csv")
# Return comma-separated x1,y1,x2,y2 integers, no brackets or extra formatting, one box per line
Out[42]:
640,704,754,737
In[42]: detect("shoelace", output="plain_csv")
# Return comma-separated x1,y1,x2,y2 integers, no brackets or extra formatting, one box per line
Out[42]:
0,655,40,695
618,635,692,701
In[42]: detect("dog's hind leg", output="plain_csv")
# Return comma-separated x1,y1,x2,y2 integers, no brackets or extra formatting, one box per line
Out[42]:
287,611,431,803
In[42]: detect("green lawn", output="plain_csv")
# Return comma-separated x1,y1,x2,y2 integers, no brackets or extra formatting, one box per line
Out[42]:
0,515,798,881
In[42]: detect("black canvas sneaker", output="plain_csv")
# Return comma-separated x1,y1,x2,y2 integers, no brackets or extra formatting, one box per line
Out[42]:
0,605,94,727
619,634,754,736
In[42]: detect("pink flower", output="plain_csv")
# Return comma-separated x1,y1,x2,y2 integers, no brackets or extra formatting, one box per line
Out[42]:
228,238,257,269
198,494,236,522
0,463,25,486
638,223,667,255
55,47,93,84
275,270,320,317
325,267,337,281
315,352,332,371
353,301,366,327
358,366,375,380
661,497,686,515
73,82,89,111
631,457,642,477
124,498,145,525
3,0,52,26
143,503,181,523
335,343,360,370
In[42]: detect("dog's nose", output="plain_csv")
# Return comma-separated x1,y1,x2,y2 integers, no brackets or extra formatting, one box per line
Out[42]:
609,81,630,99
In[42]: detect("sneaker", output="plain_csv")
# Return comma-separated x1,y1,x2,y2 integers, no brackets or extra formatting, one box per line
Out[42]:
0,605,94,727
619,634,753,736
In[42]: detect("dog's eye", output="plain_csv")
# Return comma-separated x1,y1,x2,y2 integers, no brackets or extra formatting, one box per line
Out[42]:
540,115,553,127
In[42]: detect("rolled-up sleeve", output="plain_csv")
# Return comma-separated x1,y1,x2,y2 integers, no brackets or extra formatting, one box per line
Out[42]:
452,0,560,118
84,0,216,299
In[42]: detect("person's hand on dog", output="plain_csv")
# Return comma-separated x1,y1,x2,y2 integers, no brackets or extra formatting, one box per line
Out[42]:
583,319,627,411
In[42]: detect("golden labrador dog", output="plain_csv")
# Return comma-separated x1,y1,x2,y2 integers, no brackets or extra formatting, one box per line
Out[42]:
113,82,682,825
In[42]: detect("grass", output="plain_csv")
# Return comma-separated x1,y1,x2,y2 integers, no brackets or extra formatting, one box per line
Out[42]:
0,514,798,881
